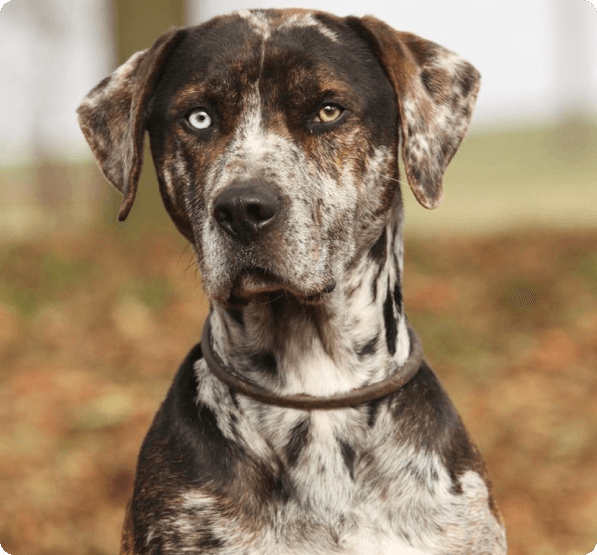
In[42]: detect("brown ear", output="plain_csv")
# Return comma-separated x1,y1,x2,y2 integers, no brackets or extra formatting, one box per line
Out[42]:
347,16,480,209
77,27,186,221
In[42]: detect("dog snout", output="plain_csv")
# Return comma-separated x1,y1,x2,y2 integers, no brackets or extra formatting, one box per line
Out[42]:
213,180,282,244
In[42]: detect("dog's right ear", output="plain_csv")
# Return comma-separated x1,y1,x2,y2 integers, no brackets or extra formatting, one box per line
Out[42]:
77,28,186,221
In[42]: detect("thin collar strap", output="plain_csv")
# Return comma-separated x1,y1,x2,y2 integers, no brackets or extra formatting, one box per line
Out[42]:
200,316,423,410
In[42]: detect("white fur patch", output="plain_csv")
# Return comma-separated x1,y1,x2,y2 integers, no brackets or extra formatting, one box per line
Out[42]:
278,13,339,42
237,9,272,39
237,9,339,43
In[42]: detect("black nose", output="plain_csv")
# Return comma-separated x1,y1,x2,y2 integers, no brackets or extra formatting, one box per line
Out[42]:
213,180,282,243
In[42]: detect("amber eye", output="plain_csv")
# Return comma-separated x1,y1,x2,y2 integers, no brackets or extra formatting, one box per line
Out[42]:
315,104,344,123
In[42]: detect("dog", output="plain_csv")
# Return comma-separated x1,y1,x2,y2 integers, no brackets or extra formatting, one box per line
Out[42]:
78,8,507,554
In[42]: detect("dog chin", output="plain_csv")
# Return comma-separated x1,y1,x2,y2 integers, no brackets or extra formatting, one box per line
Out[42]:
233,268,287,296
222,268,335,305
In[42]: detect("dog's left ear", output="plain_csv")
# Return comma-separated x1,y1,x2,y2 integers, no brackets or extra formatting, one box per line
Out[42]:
347,16,480,209
77,27,186,221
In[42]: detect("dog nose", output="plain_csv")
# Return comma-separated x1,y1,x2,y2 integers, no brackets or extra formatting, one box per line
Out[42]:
213,181,282,243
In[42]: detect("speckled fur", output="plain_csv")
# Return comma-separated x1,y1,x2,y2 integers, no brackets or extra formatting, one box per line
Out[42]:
77,8,505,555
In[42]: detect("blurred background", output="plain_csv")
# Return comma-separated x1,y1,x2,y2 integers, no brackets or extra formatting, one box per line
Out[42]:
0,0,595,553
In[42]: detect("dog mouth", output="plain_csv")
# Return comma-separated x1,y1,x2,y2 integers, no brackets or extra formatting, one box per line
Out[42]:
229,266,336,304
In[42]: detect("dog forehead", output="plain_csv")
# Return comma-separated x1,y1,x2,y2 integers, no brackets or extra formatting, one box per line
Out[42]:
208,8,345,44
165,10,372,85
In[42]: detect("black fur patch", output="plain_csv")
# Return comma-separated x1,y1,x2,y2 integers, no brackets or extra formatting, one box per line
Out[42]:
229,388,240,409
357,333,379,359
370,229,388,302
372,275,378,304
338,439,356,479
248,351,278,375
268,472,292,505
227,307,244,327
285,417,310,467
393,281,402,310
196,531,225,549
383,280,397,356
369,227,387,263
366,398,383,428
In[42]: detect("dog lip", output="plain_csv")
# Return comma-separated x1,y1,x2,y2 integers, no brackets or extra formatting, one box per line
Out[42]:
239,266,280,282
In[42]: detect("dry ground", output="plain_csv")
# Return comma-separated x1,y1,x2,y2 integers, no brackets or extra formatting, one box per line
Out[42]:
0,226,596,555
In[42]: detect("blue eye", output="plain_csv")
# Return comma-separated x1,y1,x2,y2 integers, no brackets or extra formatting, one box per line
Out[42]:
187,109,212,130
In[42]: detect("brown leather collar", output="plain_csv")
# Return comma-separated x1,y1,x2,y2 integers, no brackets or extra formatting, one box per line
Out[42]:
200,316,423,410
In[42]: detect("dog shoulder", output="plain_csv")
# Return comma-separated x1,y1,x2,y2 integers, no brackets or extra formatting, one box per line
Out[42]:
389,361,491,487
140,344,241,484
360,363,506,553
123,344,293,554
123,345,241,552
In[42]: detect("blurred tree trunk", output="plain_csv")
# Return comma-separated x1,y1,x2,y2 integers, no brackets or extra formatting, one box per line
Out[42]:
113,0,185,63
107,0,185,230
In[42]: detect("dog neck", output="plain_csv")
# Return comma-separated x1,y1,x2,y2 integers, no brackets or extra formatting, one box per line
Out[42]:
208,219,410,397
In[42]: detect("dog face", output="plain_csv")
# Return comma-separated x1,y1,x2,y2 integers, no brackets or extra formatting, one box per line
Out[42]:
148,10,398,303
78,9,480,304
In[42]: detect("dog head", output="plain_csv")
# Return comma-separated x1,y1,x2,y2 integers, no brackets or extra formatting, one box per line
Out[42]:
78,9,479,304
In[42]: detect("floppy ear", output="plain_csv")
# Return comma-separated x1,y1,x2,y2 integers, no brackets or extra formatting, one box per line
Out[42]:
347,16,480,209
77,27,186,221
